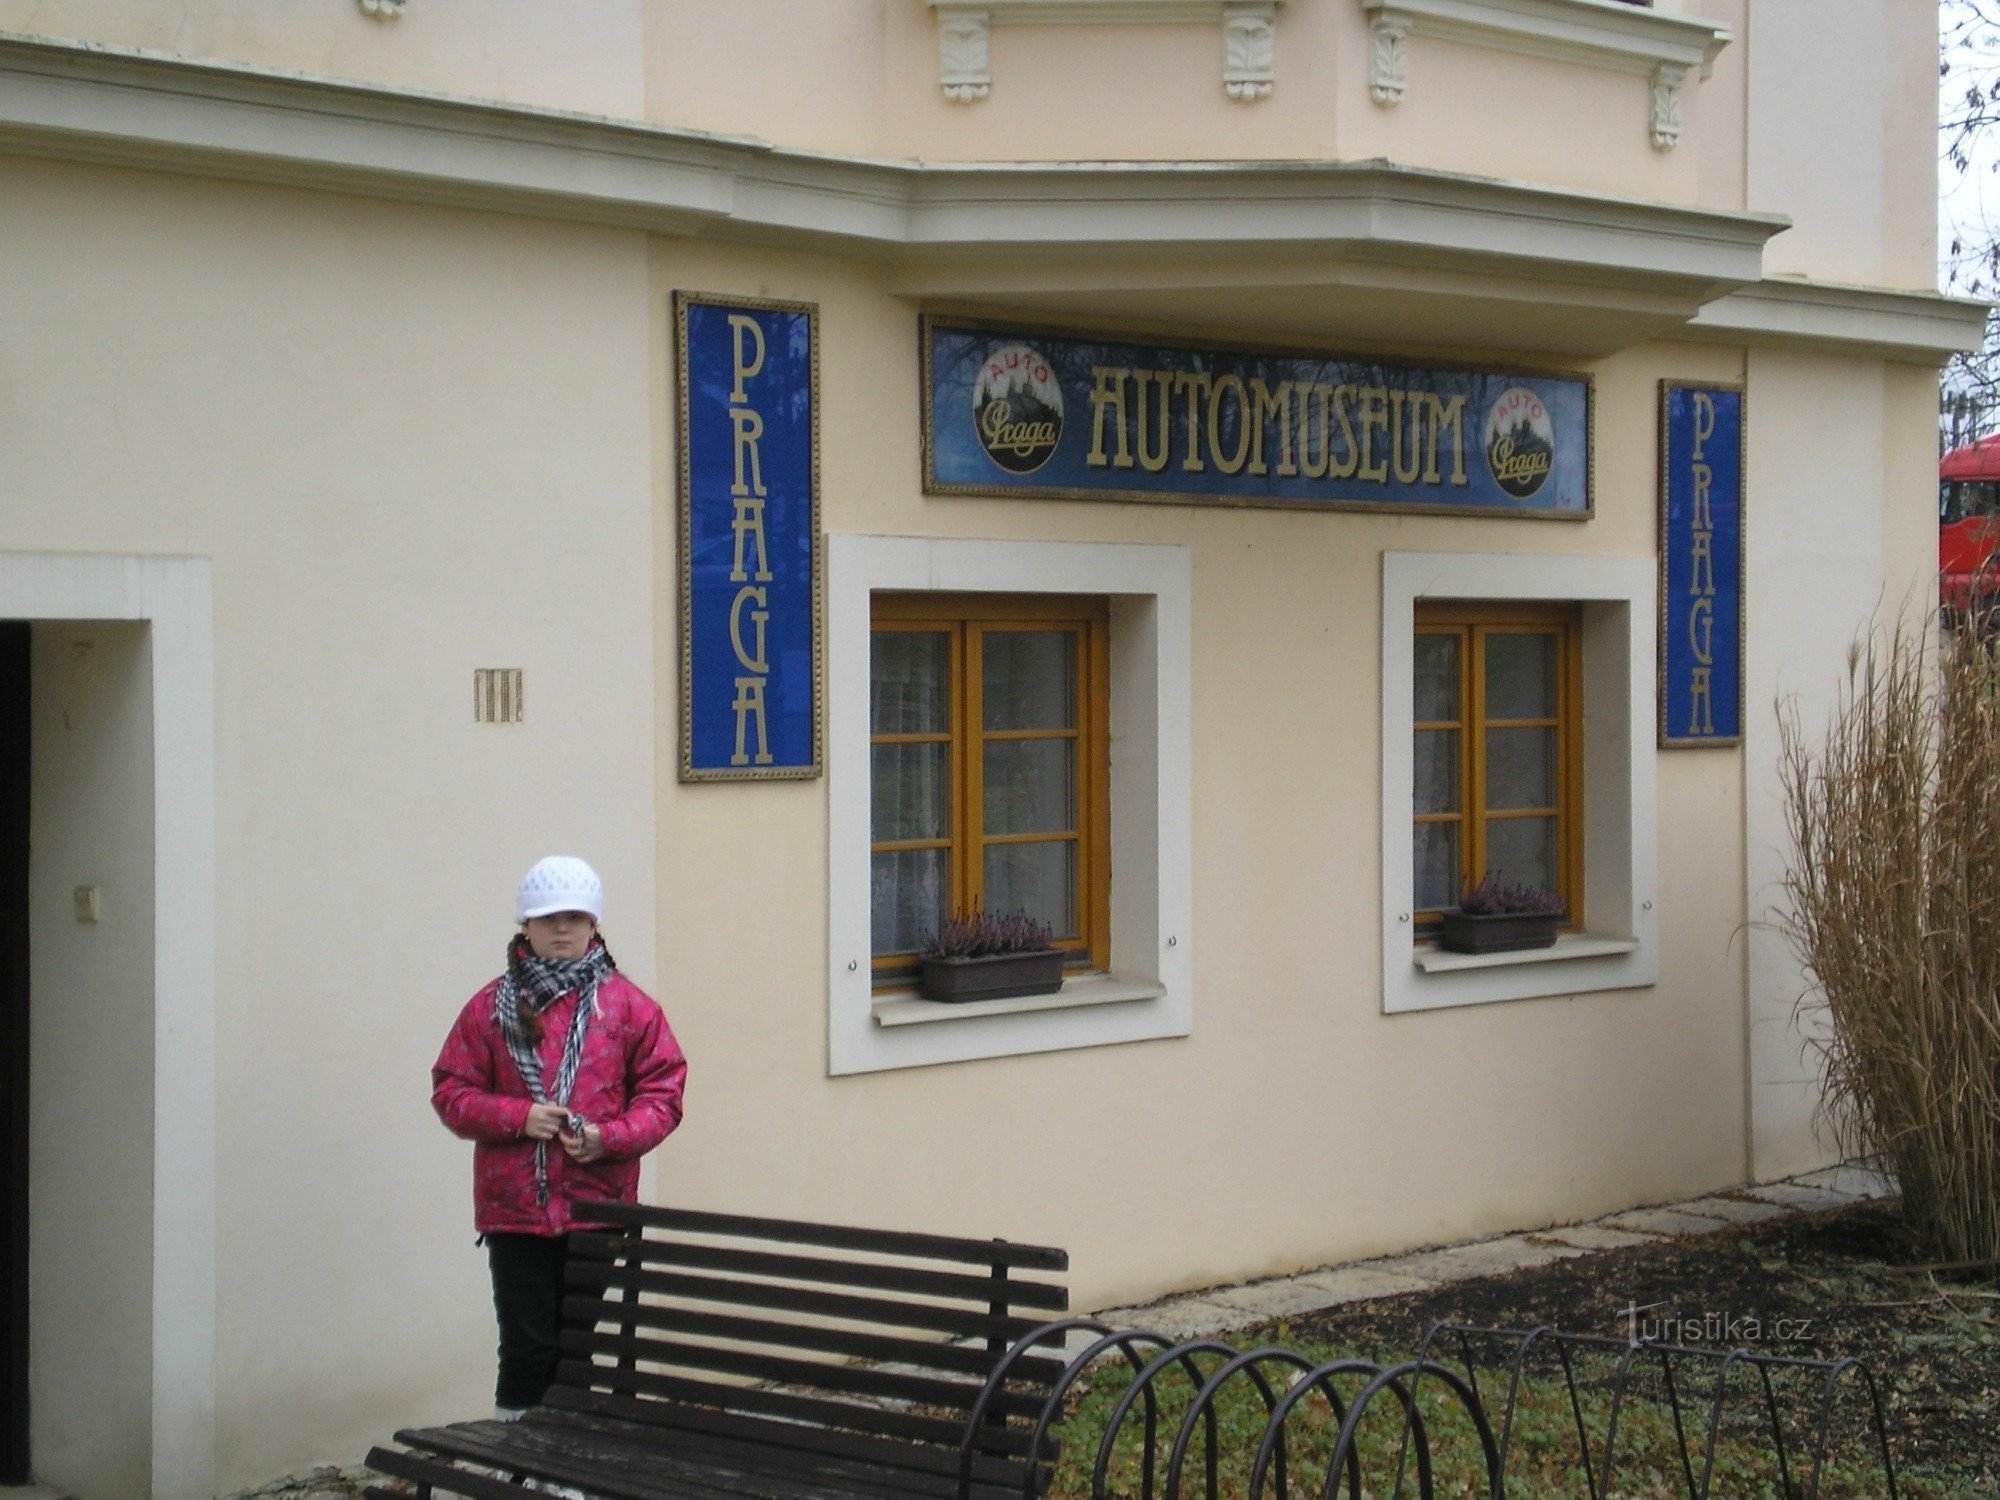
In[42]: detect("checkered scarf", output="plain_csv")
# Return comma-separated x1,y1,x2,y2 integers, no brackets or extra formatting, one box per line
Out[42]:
494,933,614,1206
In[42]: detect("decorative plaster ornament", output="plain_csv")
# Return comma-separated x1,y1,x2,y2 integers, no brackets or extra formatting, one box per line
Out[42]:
1222,1,1277,101
1369,12,1409,107
359,0,405,16
1651,62,1688,150
938,8,992,102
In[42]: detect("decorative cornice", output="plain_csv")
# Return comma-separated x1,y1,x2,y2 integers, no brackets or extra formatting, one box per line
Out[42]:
1362,0,1729,150
0,32,1777,272
12,29,1971,363
927,0,1284,103
1686,280,1990,365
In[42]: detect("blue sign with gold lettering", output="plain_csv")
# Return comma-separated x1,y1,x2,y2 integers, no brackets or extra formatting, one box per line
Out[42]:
677,293,820,780
922,317,1592,516
1659,382,1744,747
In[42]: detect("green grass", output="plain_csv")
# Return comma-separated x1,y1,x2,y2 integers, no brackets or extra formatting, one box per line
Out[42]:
1036,1328,1982,1500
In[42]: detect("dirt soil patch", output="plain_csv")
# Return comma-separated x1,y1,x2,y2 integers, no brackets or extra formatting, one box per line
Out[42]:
1268,1200,1997,1493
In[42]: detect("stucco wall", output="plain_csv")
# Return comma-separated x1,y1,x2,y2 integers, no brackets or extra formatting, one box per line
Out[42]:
0,1,1939,294
0,0,1878,251
1748,0,1938,289
659,0,1734,199
649,232,1762,1307
0,153,661,1487
1739,351,1944,1178
0,0,646,117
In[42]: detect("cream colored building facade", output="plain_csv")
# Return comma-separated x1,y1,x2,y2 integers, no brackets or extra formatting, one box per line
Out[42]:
0,2,1979,1496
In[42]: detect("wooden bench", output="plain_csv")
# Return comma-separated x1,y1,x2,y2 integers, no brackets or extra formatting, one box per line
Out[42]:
365,1202,1072,1500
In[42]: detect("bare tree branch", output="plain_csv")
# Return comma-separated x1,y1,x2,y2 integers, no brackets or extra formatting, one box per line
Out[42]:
1942,1,2000,432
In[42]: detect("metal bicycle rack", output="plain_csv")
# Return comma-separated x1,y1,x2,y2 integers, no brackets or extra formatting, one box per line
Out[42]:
1407,1321,1902,1500
963,1316,1904,1500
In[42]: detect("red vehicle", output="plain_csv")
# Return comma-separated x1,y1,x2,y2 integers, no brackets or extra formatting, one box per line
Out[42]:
1939,433,2000,624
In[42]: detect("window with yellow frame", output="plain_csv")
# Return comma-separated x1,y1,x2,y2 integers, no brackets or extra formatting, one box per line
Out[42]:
1413,601,1583,933
869,593,1110,984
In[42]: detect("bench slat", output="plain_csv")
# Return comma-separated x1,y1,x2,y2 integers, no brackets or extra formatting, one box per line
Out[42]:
394,1424,867,1500
555,1359,1040,1458
561,1329,1047,1419
574,1202,1067,1271
565,1261,1052,1344
529,1401,1038,1493
539,1387,1038,1488
532,1414,1031,1500
560,1295,1065,1384
567,1235,1068,1312
400,1415,1024,1500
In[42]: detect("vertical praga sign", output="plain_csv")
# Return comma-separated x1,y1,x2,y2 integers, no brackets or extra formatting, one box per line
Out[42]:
677,293,821,780
1659,382,1744,747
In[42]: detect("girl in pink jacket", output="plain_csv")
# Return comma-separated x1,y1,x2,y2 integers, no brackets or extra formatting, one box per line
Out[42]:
432,856,687,1417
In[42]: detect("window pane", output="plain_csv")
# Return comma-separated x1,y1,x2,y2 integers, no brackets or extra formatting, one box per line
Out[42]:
1485,633,1556,720
984,840,1077,939
1486,817,1557,896
984,738,1075,835
1414,633,1460,722
1485,726,1557,810
1414,823,1460,912
871,742,948,841
1414,729,1458,815
871,631,949,734
983,631,1076,731
871,847,947,955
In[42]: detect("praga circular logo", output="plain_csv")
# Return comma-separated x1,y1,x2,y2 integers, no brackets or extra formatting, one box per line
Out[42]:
972,344,1064,474
1482,386,1556,501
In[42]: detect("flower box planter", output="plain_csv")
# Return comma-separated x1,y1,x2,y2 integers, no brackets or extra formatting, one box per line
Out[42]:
917,948,1066,1003
1437,909,1562,955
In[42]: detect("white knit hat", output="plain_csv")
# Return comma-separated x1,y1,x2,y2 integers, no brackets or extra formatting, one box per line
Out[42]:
516,855,604,923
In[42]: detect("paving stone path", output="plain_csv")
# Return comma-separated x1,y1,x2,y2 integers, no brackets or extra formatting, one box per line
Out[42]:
1087,1164,1894,1348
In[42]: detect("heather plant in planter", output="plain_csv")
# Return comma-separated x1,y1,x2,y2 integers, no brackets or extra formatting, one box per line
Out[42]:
916,906,1066,1002
1439,874,1566,954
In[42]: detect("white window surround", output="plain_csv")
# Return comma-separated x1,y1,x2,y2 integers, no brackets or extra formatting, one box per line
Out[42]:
928,0,1284,103
1380,550,1659,1014
826,533,1193,1075
1361,0,1731,149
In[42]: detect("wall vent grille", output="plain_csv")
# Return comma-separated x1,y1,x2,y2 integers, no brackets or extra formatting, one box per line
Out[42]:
474,668,524,724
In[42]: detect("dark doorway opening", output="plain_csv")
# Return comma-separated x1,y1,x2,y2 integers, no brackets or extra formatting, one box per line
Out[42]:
1,621,29,1484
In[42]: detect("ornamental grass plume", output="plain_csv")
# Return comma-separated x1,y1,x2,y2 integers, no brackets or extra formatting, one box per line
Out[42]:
1778,616,2000,1267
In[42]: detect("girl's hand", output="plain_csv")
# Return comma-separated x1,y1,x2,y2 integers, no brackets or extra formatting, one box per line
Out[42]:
559,1123,605,1164
522,1102,567,1140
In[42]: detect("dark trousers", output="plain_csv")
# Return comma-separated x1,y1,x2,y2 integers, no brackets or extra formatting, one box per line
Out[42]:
486,1232,571,1409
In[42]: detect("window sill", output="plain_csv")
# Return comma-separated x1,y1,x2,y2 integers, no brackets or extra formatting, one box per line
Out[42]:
1413,933,1640,973
871,973,1168,1028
